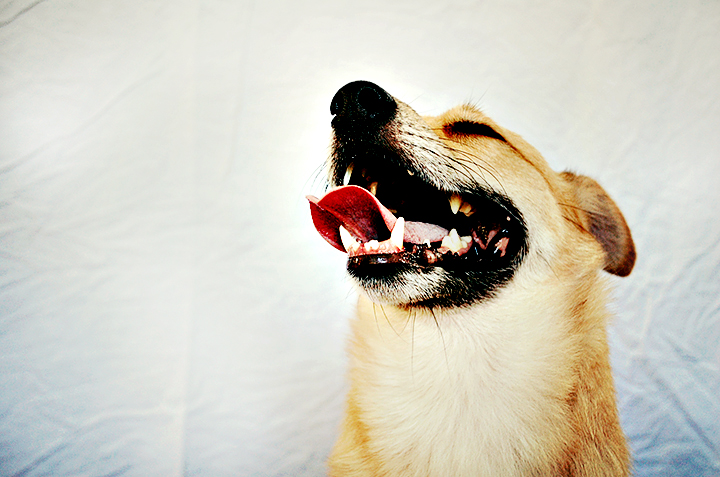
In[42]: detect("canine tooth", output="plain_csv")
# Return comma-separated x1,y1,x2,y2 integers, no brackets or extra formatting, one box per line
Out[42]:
343,164,354,186
339,225,359,252
449,194,462,214
369,182,378,196
390,217,405,249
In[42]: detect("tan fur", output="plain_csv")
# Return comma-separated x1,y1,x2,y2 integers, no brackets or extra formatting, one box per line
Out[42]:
327,102,635,476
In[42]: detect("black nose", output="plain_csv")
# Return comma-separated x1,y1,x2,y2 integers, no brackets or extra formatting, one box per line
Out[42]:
330,81,397,127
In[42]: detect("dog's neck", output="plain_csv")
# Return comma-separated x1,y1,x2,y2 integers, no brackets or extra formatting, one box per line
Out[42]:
337,274,615,476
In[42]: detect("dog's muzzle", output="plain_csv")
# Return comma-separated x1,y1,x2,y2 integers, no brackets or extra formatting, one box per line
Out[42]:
306,81,527,308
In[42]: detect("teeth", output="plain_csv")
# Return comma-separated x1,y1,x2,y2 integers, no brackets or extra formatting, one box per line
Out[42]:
449,194,462,214
368,182,378,196
459,202,475,216
449,193,475,217
339,225,360,253
343,164,354,186
441,229,472,254
366,240,380,251
390,217,405,249
441,229,460,252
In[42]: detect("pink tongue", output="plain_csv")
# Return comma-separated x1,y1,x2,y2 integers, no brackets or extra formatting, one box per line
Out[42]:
307,185,448,252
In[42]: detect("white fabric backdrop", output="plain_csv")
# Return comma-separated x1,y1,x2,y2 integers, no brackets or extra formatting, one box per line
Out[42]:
1,0,718,475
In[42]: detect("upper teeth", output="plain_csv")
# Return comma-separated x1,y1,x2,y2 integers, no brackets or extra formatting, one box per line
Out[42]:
343,164,354,186
449,194,474,216
449,194,462,214
368,182,378,196
342,166,476,233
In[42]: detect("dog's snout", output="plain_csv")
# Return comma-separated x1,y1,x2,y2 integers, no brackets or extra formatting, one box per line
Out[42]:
331,81,397,127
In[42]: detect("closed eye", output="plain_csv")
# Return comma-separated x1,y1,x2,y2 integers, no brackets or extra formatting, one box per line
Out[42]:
443,120,505,141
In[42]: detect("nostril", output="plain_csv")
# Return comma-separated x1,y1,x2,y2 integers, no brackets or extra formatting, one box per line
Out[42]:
356,85,388,119
330,89,345,116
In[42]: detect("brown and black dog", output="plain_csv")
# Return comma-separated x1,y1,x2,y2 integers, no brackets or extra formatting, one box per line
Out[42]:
308,81,635,476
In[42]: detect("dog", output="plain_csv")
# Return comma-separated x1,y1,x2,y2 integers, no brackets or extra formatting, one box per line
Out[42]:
307,81,636,476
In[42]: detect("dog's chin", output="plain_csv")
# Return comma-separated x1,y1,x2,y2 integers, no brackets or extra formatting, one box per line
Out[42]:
347,260,449,307
347,255,514,309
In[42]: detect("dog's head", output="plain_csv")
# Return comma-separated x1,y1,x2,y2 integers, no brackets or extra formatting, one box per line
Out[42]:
308,81,635,308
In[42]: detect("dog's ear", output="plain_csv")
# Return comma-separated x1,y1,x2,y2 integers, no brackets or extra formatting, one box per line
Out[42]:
561,172,636,277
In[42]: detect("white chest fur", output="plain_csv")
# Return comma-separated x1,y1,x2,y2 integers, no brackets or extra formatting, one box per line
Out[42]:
345,287,578,477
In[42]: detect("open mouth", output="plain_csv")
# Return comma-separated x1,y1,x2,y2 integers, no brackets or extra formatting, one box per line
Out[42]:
308,151,525,273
